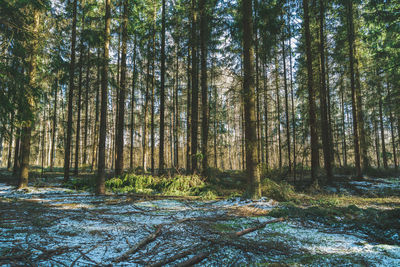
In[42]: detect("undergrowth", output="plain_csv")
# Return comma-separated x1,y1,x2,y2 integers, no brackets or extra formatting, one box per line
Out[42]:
105,174,218,199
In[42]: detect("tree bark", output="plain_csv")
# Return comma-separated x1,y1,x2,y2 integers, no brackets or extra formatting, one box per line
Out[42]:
115,0,128,176
97,0,111,195
200,0,209,175
318,0,333,181
303,0,319,183
74,8,86,175
159,0,166,173
242,0,261,198
191,0,199,174
18,10,40,188
346,0,362,177
64,0,78,182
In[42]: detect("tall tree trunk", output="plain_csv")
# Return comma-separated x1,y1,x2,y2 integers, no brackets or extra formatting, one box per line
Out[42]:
200,0,209,175
340,77,347,166
373,109,380,168
7,114,14,171
303,0,319,183
242,0,261,198
115,0,128,176
91,49,101,171
159,0,166,173
191,0,199,174
97,0,111,195
18,10,40,188
318,0,332,181
150,7,156,174
83,47,90,165
173,41,180,168
274,56,282,170
50,78,58,172
346,0,362,177
64,0,78,182
281,19,291,174
143,43,150,172
288,12,296,180
378,84,388,169
186,48,192,171
13,127,21,176
74,9,86,175
387,81,398,169
130,36,137,170
263,62,269,169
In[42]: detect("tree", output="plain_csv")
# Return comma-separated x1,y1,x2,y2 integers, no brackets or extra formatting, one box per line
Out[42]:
64,0,78,182
159,0,166,173
97,0,111,195
302,0,319,183
242,0,261,198
115,0,128,176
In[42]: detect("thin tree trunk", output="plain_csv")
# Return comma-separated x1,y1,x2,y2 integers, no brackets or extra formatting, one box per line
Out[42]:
346,0,362,177
115,0,128,176
150,7,156,174
64,0,78,182
318,0,332,181
143,43,150,172
7,114,14,171
174,41,180,168
274,55,282,171
74,4,86,175
13,128,21,176
130,36,137,170
303,0,319,182
281,19,291,174
50,78,58,172
378,84,388,169
83,47,90,165
387,81,398,169
186,48,191,171
200,0,209,175
97,0,111,195
191,0,199,174
373,109,380,168
91,49,101,171
159,0,166,173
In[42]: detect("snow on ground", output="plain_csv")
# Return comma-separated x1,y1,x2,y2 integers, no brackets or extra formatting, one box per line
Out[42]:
1,182,400,266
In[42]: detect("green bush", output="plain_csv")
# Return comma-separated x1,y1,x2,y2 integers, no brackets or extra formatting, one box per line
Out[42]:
261,178,295,201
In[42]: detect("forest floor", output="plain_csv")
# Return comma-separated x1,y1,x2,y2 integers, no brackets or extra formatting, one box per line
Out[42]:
0,170,400,266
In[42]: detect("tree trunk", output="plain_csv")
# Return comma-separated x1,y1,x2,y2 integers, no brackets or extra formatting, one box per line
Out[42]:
50,78,58,172
91,49,101,171
18,10,40,188
303,0,319,183
64,0,78,182
318,0,333,181
242,0,261,198
97,0,111,195
83,47,90,166
200,0,209,175
7,114,14,171
74,9,86,175
346,0,362,177
186,48,192,171
130,36,137,170
159,0,166,173
274,55,282,171
115,0,128,176
191,0,199,174
378,85,388,169
281,19,291,174
13,128,21,176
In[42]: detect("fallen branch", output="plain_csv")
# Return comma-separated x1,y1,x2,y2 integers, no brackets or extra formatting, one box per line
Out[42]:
113,225,163,263
235,217,285,237
151,217,286,267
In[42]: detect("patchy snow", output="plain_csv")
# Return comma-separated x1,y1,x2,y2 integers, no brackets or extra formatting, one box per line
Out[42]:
0,182,399,266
